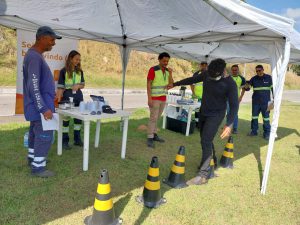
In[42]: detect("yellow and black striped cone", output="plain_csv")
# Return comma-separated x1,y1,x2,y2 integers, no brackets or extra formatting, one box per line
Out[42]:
163,146,188,188
208,158,217,179
219,136,234,169
84,169,122,225
136,156,167,208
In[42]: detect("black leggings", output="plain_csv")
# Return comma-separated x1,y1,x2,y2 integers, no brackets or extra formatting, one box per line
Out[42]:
198,113,225,178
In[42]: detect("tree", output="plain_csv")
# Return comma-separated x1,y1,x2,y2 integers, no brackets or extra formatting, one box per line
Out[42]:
291,65,300,76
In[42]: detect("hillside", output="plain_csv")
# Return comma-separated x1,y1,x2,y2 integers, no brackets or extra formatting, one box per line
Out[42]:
0,26,300,89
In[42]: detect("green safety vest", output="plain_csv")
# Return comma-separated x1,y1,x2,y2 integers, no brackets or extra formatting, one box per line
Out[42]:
231,75,243,97
151,65,169,97
65,71,82,89
194,82,203,99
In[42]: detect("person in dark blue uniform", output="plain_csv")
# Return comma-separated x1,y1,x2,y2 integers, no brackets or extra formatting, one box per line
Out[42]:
246,65,273,140
23,26,62,177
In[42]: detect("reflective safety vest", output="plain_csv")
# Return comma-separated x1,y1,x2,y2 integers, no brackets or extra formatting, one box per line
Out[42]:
65,71,82,89
231,75,244,97
151,65,169,97
194,82,203,99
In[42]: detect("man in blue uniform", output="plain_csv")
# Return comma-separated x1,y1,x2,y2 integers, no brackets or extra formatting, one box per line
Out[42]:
246,65,273,140
23,26,61,177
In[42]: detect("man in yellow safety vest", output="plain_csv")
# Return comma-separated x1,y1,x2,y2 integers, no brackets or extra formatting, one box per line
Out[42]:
190,61,208,102
147,52,174,148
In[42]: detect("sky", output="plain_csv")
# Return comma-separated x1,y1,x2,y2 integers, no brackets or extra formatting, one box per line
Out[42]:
247,0,300,31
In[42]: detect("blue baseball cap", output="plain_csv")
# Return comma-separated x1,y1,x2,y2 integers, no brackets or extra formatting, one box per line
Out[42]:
36,26,62,39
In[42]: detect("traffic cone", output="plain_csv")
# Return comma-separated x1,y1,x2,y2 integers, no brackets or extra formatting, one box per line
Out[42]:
136,156,166,208
219,136,234,169
208,158,216,179
84,169,122,225
163,146,188,188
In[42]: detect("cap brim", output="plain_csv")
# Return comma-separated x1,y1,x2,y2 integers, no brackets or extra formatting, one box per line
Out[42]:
54,34,62,39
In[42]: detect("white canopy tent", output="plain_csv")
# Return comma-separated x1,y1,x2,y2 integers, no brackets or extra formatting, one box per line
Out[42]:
0,0,299,194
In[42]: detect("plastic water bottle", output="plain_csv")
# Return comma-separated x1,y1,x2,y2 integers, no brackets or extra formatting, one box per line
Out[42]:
24,131,29,148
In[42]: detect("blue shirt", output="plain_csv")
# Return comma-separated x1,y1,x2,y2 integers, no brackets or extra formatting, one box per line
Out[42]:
23,48,55,121
249,74,273,105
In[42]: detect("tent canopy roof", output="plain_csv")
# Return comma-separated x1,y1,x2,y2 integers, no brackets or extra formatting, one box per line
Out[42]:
0,0,299,63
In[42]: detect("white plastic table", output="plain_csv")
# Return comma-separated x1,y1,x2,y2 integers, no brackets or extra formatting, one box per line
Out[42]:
56,108,131,171
162,101,201,136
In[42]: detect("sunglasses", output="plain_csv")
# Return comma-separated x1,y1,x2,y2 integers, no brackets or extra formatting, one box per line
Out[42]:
256,69,263,72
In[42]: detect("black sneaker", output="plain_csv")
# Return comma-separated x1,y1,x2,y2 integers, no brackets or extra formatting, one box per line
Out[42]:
153,133,165,143
232,129,238,134
74,140,83,147
63,143,72,150
32,170,55,178
186,176,208,186
147,138,155,148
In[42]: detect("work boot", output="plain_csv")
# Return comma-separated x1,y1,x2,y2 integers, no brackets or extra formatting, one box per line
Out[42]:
32,170,55,178
186,176,208,186
74,140,83,147
153,133,165,143
63,133,71,150
247,131,257,136
63,142,72,150
147,138,155,148
263,134,270,140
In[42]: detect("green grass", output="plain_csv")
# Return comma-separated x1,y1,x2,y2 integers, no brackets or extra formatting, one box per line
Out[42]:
0,103,299,225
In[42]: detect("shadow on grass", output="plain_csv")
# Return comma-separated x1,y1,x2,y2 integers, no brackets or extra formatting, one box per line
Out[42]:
0,114,298,225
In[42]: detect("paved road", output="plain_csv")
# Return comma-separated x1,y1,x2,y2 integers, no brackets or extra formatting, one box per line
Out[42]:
0,88,299,117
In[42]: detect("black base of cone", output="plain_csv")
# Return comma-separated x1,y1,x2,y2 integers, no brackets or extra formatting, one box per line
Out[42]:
220,157,234,169
84,215,123,225
162,178,188,189
220,165,234,169
135,195,167,208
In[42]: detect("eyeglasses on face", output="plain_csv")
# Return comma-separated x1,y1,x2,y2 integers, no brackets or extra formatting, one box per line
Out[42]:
256,69,262,72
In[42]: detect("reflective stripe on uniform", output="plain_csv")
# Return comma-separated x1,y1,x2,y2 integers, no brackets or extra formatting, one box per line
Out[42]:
74,124,81,131
252,116,259,119
62,127,69,133
151,86,165,89
32,161,46,167
151,90,167,95
263,117,270,121
63,116,70,121
253,87,272,91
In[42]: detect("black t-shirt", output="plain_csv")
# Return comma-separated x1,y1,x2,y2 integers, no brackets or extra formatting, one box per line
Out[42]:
173,71,238,126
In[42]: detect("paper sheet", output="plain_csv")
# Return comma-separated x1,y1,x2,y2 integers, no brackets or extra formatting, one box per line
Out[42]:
40,113,59,131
